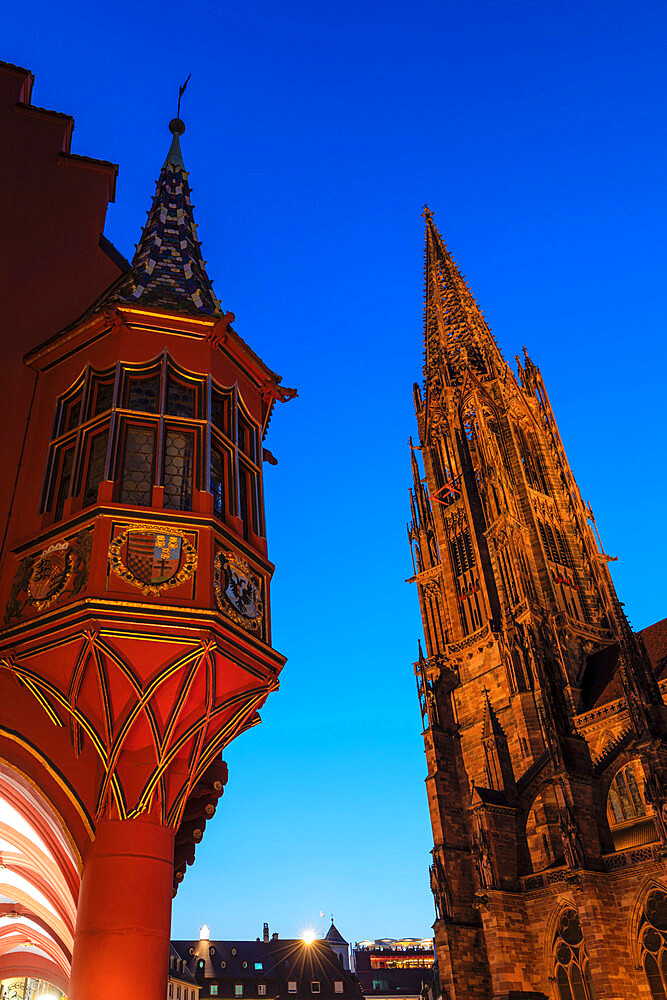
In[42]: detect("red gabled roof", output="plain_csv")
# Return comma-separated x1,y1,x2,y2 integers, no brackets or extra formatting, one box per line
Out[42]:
639,618,667,679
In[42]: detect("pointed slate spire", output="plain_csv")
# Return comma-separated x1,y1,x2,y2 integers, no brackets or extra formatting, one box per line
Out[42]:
103,116,222,317
422,206,504,391
324,920,348,946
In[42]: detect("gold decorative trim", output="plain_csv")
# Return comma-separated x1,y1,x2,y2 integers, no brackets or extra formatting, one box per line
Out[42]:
109,524,197,596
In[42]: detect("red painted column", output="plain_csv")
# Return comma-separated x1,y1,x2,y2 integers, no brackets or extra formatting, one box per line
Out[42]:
68,815,174,999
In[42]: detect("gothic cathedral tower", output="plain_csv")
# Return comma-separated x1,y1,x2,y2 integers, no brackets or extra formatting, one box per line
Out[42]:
409,210,667,1000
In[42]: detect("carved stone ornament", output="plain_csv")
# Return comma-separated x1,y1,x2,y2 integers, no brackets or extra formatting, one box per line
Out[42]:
472,821,496,889
559,803,585,869
214,551,263,633
26,541,73,610
4,528,94,623
109,525,197,596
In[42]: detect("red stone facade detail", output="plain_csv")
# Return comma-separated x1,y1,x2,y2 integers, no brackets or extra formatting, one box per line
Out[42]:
0,62,293,998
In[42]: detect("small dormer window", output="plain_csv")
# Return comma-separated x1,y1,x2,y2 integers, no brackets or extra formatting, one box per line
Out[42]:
311,983,320,994
235,985,243,996
335,984,344,994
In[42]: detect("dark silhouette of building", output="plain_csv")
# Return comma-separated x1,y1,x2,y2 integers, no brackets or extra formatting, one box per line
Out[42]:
408,209,667,999
324,922,350,971
171,925,364,1000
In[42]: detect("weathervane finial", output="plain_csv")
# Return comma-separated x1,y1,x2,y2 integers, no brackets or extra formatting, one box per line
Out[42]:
177,73,191,119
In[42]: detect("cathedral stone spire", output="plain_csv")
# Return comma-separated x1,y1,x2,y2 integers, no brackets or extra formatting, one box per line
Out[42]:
103,116,221,317
423,206,503,391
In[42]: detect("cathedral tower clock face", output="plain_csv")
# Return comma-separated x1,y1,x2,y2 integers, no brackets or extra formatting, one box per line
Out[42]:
214,551,263,632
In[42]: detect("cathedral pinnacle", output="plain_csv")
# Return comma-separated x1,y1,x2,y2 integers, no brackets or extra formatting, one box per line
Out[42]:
422,209,504,392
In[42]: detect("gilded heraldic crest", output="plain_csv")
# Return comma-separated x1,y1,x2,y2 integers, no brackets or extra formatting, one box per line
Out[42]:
109,525,197,596
4,529,93,624
214,551,263,632
27,541,72,611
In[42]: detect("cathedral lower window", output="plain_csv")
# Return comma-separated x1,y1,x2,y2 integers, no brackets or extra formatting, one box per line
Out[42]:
552,908,596,1000
640,889,667,1000
606,760,656,851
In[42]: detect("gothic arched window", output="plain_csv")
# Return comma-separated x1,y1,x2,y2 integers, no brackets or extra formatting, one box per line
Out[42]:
640,889,667,999
607,760,648,828
552,908,596,1000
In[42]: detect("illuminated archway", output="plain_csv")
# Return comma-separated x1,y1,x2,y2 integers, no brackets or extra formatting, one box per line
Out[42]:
0,763,79,991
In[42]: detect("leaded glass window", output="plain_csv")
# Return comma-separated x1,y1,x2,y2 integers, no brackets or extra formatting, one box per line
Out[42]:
65,396,82,432
93,380,115,416
166,376,196,418
83,431,109,507
641,889,667,1000
211,446,225,517
54,447,75,521
211,389,231,435
125,374,160,413
164,430,194,511
553,908,596,1000
239,411,258,462
606,761,648,828
120,426,155,505
42,358,264,538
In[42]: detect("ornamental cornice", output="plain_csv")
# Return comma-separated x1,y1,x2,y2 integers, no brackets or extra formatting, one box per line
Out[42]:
574,699,626,729
409,564,442,584
554,612,615,647
443,623,502,662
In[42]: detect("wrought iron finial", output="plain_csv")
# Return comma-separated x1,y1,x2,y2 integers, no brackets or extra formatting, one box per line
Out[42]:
168,75,191,142
177,73,191,119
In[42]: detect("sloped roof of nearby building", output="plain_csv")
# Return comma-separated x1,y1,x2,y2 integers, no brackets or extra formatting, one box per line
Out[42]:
579,618,667,713
170,943,198,984
171,937,363,999
640,618,667,679
325,921,348,946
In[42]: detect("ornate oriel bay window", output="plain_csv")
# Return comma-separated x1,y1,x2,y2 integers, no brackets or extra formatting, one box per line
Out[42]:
41,354,264,538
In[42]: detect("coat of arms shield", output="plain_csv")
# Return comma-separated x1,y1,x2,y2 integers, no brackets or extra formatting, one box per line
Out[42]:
27,542,72,609
126,532,183,585
108,524,197,596
214,551,263,632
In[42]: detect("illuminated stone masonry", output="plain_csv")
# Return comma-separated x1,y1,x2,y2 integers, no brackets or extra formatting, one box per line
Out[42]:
408,208,667,1000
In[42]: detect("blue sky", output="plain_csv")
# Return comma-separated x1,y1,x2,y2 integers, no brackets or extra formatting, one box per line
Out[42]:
6,0,667,945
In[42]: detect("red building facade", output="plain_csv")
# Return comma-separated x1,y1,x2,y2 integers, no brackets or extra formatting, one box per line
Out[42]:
0,62,293,998
409,210,667,1000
